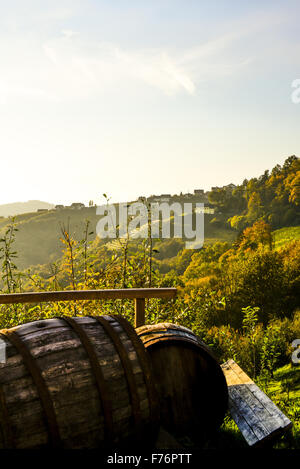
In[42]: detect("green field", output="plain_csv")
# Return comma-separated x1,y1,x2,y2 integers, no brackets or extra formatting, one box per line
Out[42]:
273,226,300,250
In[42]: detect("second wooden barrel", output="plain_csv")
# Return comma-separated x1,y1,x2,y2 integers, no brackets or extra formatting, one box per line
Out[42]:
136,323,228,440
0,315,159,449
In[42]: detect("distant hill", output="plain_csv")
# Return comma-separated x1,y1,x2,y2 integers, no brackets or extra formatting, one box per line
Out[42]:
0,206,100,269
0,206,234,270
0,200,54,217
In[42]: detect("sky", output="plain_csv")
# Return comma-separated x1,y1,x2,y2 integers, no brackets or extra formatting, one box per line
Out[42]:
0,0,300,206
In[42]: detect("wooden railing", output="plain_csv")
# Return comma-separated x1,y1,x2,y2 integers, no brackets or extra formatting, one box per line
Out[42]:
0,288,177,327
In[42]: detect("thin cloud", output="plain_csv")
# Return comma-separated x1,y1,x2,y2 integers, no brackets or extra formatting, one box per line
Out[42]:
39,30,253,98
113,47,196,95
0,27,257,102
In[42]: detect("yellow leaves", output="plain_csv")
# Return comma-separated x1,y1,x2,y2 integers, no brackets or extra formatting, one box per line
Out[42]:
219,248,235,263
238,220,272,253
185,276,214,289
288,171,300,205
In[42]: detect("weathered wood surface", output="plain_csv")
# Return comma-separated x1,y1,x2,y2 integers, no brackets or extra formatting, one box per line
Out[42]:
0,315,159,449
135,298,145,328
221,359,292,447
137,323,228,440
0,288,177,304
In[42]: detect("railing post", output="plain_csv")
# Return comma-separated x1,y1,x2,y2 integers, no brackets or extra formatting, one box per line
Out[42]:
134,298,145,328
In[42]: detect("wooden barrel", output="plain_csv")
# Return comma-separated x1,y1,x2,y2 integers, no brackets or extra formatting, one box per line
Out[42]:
136,323,228,440
0,315,159,449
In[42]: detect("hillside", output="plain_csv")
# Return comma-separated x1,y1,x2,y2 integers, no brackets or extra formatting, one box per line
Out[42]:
0,207,235,270
0,200,54,217
209,155,300,231
0,155,298,271
0,207,99,269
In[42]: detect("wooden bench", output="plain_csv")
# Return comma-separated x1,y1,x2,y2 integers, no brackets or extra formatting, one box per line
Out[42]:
221,359,292,447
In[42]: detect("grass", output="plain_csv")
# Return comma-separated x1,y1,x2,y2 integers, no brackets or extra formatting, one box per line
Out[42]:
205,225,300,249
273,226,300,250
260,364,300,449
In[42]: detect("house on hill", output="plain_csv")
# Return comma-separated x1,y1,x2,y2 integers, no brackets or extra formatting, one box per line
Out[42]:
147,194,171,203
211,184,236,192
70,203,85,210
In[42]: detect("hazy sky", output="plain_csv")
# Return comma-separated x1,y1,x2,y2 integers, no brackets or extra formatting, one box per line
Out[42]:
0,0,300,205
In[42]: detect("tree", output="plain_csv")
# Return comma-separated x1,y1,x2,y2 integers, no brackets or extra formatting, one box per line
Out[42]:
238,220,273,252
288,171,300,205
247,192,263,223
222,250,287,326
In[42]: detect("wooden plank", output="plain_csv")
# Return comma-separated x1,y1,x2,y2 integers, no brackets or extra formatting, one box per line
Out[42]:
221,360,292,447
0,288,177,305
134,298,145,328
226,397,259,447
235,385,285,436
223,360,291,429
248,384,292,429
228,385,270,443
